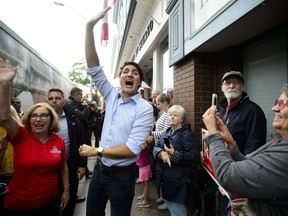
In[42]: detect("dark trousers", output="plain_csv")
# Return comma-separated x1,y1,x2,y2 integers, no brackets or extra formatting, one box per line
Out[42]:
220,195,230,216
88,128,99,148
3,193,61,216
61,161,79,216
86,163,136,216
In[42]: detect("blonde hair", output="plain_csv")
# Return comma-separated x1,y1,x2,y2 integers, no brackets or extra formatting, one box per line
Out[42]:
156,93,173,107
10,105,21,125
22,102,60,134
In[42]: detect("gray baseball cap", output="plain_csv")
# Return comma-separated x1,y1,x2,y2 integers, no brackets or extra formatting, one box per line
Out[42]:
221,71,244,83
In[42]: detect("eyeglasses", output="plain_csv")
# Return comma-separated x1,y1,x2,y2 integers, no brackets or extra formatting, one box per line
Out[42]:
30,113,50,120
222,80,243,86
48,96,62,101
275,100,288,110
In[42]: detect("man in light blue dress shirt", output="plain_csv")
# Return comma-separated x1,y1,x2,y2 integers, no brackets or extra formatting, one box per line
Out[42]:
78,7,154,216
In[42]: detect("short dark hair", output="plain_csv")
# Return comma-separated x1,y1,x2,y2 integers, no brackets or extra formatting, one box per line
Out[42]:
11,98,21,103
48,88,64,98
119,61,143,81
70,87,82,96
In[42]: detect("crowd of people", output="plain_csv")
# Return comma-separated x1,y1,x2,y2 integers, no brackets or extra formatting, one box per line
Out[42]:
1,6,288,216
0,57,105,215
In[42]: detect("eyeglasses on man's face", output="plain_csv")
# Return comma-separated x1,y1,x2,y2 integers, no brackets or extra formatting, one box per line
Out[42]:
222,79,243,86
275,99,288,110
30,113,50,120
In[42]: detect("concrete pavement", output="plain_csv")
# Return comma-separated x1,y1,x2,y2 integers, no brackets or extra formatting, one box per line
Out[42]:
73,156,170,216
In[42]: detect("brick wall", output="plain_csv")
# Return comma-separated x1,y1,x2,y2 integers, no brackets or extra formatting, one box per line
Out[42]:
173,47,238,142
173,52,215,141
172,47,239,215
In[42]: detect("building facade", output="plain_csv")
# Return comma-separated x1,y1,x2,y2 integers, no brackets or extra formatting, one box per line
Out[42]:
112,0,288,214
166,0,288,144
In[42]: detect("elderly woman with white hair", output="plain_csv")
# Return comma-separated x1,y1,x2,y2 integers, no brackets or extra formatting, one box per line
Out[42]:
153,105,200,216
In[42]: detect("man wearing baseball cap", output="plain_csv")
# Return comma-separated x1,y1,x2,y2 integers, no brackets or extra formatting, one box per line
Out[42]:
218,71,267,216
221,71,244,84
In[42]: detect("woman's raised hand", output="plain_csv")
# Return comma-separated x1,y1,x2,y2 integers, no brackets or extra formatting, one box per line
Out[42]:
202,105,218,134
215,116,235,149
0,58,17,82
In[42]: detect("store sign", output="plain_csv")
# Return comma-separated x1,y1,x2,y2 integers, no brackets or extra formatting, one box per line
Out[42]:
133,20,154,60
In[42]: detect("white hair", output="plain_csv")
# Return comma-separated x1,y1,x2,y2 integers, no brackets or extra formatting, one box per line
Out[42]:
168,105,186,121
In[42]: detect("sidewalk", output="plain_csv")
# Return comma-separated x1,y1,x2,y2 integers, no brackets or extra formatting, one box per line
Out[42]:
73,156,170,216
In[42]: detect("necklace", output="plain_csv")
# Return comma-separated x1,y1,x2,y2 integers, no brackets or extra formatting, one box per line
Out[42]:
38,135,49,143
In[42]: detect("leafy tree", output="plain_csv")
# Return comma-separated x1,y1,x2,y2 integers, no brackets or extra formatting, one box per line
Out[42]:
68,59,104,105
68,59,90,86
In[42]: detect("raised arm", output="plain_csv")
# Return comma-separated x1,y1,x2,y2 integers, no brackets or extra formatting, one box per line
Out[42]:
202,106,236,149
0,58,19,138
85,7,111,68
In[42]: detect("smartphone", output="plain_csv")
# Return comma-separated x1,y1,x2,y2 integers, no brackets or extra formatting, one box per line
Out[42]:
212,93,218,106
163,137,170,148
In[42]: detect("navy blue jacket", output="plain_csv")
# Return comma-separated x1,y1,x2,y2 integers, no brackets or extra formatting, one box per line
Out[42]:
153,123,199,203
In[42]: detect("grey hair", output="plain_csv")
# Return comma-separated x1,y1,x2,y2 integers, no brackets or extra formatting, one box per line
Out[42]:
168,105,186,121
281,84,288,97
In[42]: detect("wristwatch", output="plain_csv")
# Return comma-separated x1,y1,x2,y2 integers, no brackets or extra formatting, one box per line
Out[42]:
97,147,104,157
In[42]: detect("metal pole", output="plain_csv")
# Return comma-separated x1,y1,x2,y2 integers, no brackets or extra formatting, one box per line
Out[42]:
54,2,87,20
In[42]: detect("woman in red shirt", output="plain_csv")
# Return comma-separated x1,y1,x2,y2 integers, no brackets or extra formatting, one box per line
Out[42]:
0,58,69,216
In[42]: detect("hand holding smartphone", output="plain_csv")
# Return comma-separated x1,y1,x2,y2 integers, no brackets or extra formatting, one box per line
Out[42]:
212,93,218,106
163,137,170,148
211,93,220,130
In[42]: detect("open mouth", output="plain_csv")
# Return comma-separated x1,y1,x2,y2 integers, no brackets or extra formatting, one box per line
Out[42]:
34,123,44,129
125,80,134,87
274,114,283,119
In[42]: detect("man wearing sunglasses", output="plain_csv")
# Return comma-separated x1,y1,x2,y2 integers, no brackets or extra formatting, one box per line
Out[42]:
217,71,267,216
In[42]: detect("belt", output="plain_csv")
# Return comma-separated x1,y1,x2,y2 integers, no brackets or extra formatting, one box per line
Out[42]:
97,159,136,174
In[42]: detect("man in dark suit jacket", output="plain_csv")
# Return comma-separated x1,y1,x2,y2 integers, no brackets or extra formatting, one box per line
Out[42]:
65,87,92,178
47,88,87,216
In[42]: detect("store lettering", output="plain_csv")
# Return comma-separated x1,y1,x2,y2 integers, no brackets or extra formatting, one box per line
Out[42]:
133,20,154,60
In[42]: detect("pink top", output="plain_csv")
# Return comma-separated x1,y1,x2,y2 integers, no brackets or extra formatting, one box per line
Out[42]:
136,144,150,167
